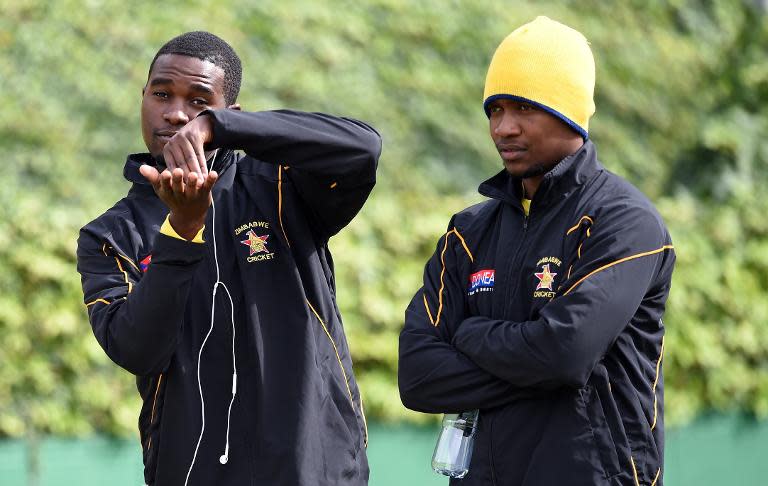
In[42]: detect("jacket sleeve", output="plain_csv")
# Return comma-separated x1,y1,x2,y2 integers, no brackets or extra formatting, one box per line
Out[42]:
399,224,531,414
77,227,205,376
205,109,382,240
452,207,675,389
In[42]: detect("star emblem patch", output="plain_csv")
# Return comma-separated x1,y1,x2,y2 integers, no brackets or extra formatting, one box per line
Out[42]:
240,229,269,256
534,264,557,291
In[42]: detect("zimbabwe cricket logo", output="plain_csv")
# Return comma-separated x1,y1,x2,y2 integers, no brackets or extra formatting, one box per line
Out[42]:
534,264,557,291
532,256,562,299
241,229,269,255
239,229,275,263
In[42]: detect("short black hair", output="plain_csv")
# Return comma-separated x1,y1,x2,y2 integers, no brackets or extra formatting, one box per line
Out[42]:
148,31,242,105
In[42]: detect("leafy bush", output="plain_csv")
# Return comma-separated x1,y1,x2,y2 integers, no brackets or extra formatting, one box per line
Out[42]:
1,0,766,436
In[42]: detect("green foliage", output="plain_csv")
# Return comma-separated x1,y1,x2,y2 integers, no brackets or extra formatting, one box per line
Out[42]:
0,0,766,437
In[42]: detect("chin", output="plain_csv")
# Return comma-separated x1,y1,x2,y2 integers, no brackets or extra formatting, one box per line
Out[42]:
502,162,527,178
512,163,549,179
149,142,166,160
504,168,522,178
147,150,164,165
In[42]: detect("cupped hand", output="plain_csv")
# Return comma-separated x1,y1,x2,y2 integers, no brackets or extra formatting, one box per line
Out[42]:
140,165,219,240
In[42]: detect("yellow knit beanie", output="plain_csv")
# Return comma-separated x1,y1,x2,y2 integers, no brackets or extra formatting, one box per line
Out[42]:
483,16,595,139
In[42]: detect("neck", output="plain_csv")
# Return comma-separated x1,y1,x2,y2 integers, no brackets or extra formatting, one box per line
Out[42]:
522,177,541,199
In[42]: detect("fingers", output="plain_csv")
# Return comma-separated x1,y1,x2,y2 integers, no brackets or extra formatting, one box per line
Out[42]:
143,159,217,199
186,172,200,199
188,115,212,179
163,138,196,178
201,170,219,192
193,135,208,179
161,122,208,184
177,133,206,182
170,167,184,194
145,166,217,222
158,168,173,195
139,164,161,187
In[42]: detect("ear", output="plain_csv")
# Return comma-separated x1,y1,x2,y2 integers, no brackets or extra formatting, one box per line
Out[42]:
227,103,242,111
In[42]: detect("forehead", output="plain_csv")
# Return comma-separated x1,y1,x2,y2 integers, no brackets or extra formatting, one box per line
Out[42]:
489,98,533,108
491,97,564,122
148,54,225,95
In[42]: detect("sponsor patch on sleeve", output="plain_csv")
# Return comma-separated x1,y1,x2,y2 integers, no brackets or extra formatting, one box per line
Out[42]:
468,269,495,296
139,254,152,273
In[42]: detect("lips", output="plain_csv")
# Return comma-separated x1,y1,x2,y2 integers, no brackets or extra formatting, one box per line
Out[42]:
155,130,178,140
497,143,527,161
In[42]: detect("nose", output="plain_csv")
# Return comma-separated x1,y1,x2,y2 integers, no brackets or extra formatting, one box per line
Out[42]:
493,111,523,138
163,103,190,126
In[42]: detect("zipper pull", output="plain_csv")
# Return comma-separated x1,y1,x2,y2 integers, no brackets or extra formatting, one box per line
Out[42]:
523,216,528,230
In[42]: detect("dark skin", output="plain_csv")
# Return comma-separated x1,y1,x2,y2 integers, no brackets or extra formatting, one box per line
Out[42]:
488,98,584,199
138,54,241,239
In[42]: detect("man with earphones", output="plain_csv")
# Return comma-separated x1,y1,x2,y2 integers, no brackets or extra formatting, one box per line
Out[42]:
77,31,380,485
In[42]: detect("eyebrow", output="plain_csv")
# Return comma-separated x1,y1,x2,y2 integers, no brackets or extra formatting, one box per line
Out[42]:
148,77,174,87
148,78,215,95
189,83,214,95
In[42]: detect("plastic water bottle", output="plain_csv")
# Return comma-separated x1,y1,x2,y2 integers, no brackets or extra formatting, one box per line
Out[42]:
431,410,479,478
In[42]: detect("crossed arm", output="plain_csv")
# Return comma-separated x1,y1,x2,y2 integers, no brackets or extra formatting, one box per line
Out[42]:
399,209,674,412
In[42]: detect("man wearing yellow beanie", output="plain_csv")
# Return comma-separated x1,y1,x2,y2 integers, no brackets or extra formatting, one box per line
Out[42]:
400,16,675,486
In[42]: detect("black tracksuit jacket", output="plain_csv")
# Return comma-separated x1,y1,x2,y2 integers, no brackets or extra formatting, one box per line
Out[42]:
77,110,381,485
399,141,675,486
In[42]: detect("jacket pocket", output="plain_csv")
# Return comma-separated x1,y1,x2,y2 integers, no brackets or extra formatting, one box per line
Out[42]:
580,385,622,478
139,373,165,485
321,357,363,452
308,299,364,452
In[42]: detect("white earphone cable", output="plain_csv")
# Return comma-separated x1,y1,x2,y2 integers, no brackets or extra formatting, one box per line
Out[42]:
184,155,238,485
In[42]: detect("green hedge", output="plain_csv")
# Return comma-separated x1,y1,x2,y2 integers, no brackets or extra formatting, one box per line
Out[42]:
1,0,766,436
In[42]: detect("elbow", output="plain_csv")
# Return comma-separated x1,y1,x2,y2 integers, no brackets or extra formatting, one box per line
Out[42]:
338,122,380,185
398,380,440,414
360,131,381,176
397,362,424,411
550,355,596,389
350,118,382,158
336,116,382,169
398,385,421,412
354,124,381,171
369,132,383,162
558,369,591,389
397,361,442,414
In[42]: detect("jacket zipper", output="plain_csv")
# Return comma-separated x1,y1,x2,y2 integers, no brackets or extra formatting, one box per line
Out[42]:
501,211,529,318
488,211,528,482
489,411,498,486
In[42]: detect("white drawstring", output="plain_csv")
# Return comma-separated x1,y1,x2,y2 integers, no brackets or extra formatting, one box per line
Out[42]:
184,156,238,485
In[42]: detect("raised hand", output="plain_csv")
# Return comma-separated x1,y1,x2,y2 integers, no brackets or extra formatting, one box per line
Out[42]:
139,165,218,240
161,114,214,183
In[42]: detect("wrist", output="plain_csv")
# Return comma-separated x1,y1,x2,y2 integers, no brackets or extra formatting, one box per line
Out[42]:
169,212,206,241
197,112,215,144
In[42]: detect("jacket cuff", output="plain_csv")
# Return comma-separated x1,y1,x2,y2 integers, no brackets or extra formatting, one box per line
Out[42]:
151,232,206,267
160,214,205,243
202,109,230,151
